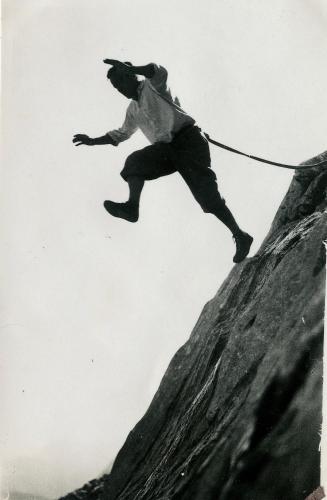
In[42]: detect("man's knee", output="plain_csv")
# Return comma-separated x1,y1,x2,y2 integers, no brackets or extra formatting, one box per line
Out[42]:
189,179,226,213
121,151,142,181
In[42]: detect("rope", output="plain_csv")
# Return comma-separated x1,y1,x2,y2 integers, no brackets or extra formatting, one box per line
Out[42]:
204,134,327,170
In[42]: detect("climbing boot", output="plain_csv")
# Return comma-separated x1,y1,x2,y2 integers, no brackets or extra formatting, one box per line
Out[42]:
103,201,139,222
233,231,253,263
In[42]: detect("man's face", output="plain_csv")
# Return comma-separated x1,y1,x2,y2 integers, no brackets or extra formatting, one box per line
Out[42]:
109,72,139,100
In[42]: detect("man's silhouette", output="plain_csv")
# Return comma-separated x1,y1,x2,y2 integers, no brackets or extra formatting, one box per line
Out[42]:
73,60,253,263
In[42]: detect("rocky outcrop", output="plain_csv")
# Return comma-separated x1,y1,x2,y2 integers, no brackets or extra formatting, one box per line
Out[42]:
305,486,326,500
60,153,326,500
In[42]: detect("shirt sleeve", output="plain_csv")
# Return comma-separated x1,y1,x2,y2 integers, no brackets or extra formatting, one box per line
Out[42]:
149,64,169,93
106,102,138,145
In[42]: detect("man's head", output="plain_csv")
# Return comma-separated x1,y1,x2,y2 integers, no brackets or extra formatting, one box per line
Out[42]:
107,62,139,100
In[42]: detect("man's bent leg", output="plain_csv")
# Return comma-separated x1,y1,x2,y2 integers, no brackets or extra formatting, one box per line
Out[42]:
104,144,175,222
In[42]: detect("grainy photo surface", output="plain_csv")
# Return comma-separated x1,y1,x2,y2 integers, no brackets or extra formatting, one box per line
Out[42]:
1,1,327,499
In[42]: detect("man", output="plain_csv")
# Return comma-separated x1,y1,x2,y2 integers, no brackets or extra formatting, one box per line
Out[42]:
73,59,253,263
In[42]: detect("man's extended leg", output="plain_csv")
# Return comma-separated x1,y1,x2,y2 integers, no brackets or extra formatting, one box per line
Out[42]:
172,126,253,262
178,158,253,262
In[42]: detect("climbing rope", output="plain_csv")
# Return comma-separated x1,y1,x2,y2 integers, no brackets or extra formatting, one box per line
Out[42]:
204,134,327,171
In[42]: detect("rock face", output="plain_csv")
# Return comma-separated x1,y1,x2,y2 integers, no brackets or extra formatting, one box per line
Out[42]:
60,154,327,500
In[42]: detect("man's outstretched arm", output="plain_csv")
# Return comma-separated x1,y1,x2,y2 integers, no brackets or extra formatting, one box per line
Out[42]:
73,134,118,146
103,59,155,79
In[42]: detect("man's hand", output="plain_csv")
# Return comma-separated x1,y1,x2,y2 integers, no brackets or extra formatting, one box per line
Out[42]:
103,59,135,76
103,59,155,79
103,59,130,72
73,134,94,146
73,133,117,147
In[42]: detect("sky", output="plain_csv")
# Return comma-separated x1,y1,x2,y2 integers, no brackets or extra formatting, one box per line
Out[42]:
1,0,327,498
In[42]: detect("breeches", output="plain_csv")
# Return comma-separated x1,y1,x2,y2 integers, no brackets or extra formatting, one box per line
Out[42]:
120,125,225,213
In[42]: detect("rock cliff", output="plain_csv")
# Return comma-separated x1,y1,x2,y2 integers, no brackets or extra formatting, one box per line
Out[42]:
60,152,327,500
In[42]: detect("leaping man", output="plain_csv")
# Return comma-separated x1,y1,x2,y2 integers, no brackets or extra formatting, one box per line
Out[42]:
73,60,253,263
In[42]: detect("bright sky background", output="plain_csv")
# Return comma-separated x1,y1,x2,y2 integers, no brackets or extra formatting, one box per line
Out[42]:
1,0,327,498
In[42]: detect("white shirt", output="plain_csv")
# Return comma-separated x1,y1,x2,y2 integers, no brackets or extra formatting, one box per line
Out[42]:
107,65,195,145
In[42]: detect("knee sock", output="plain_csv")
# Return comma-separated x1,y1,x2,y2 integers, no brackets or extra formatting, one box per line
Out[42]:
210,203,242,236
127,177,144,206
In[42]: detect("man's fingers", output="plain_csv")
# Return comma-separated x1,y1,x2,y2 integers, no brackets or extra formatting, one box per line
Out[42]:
73,136,85,146
103,59,116,65
73,135,89,144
